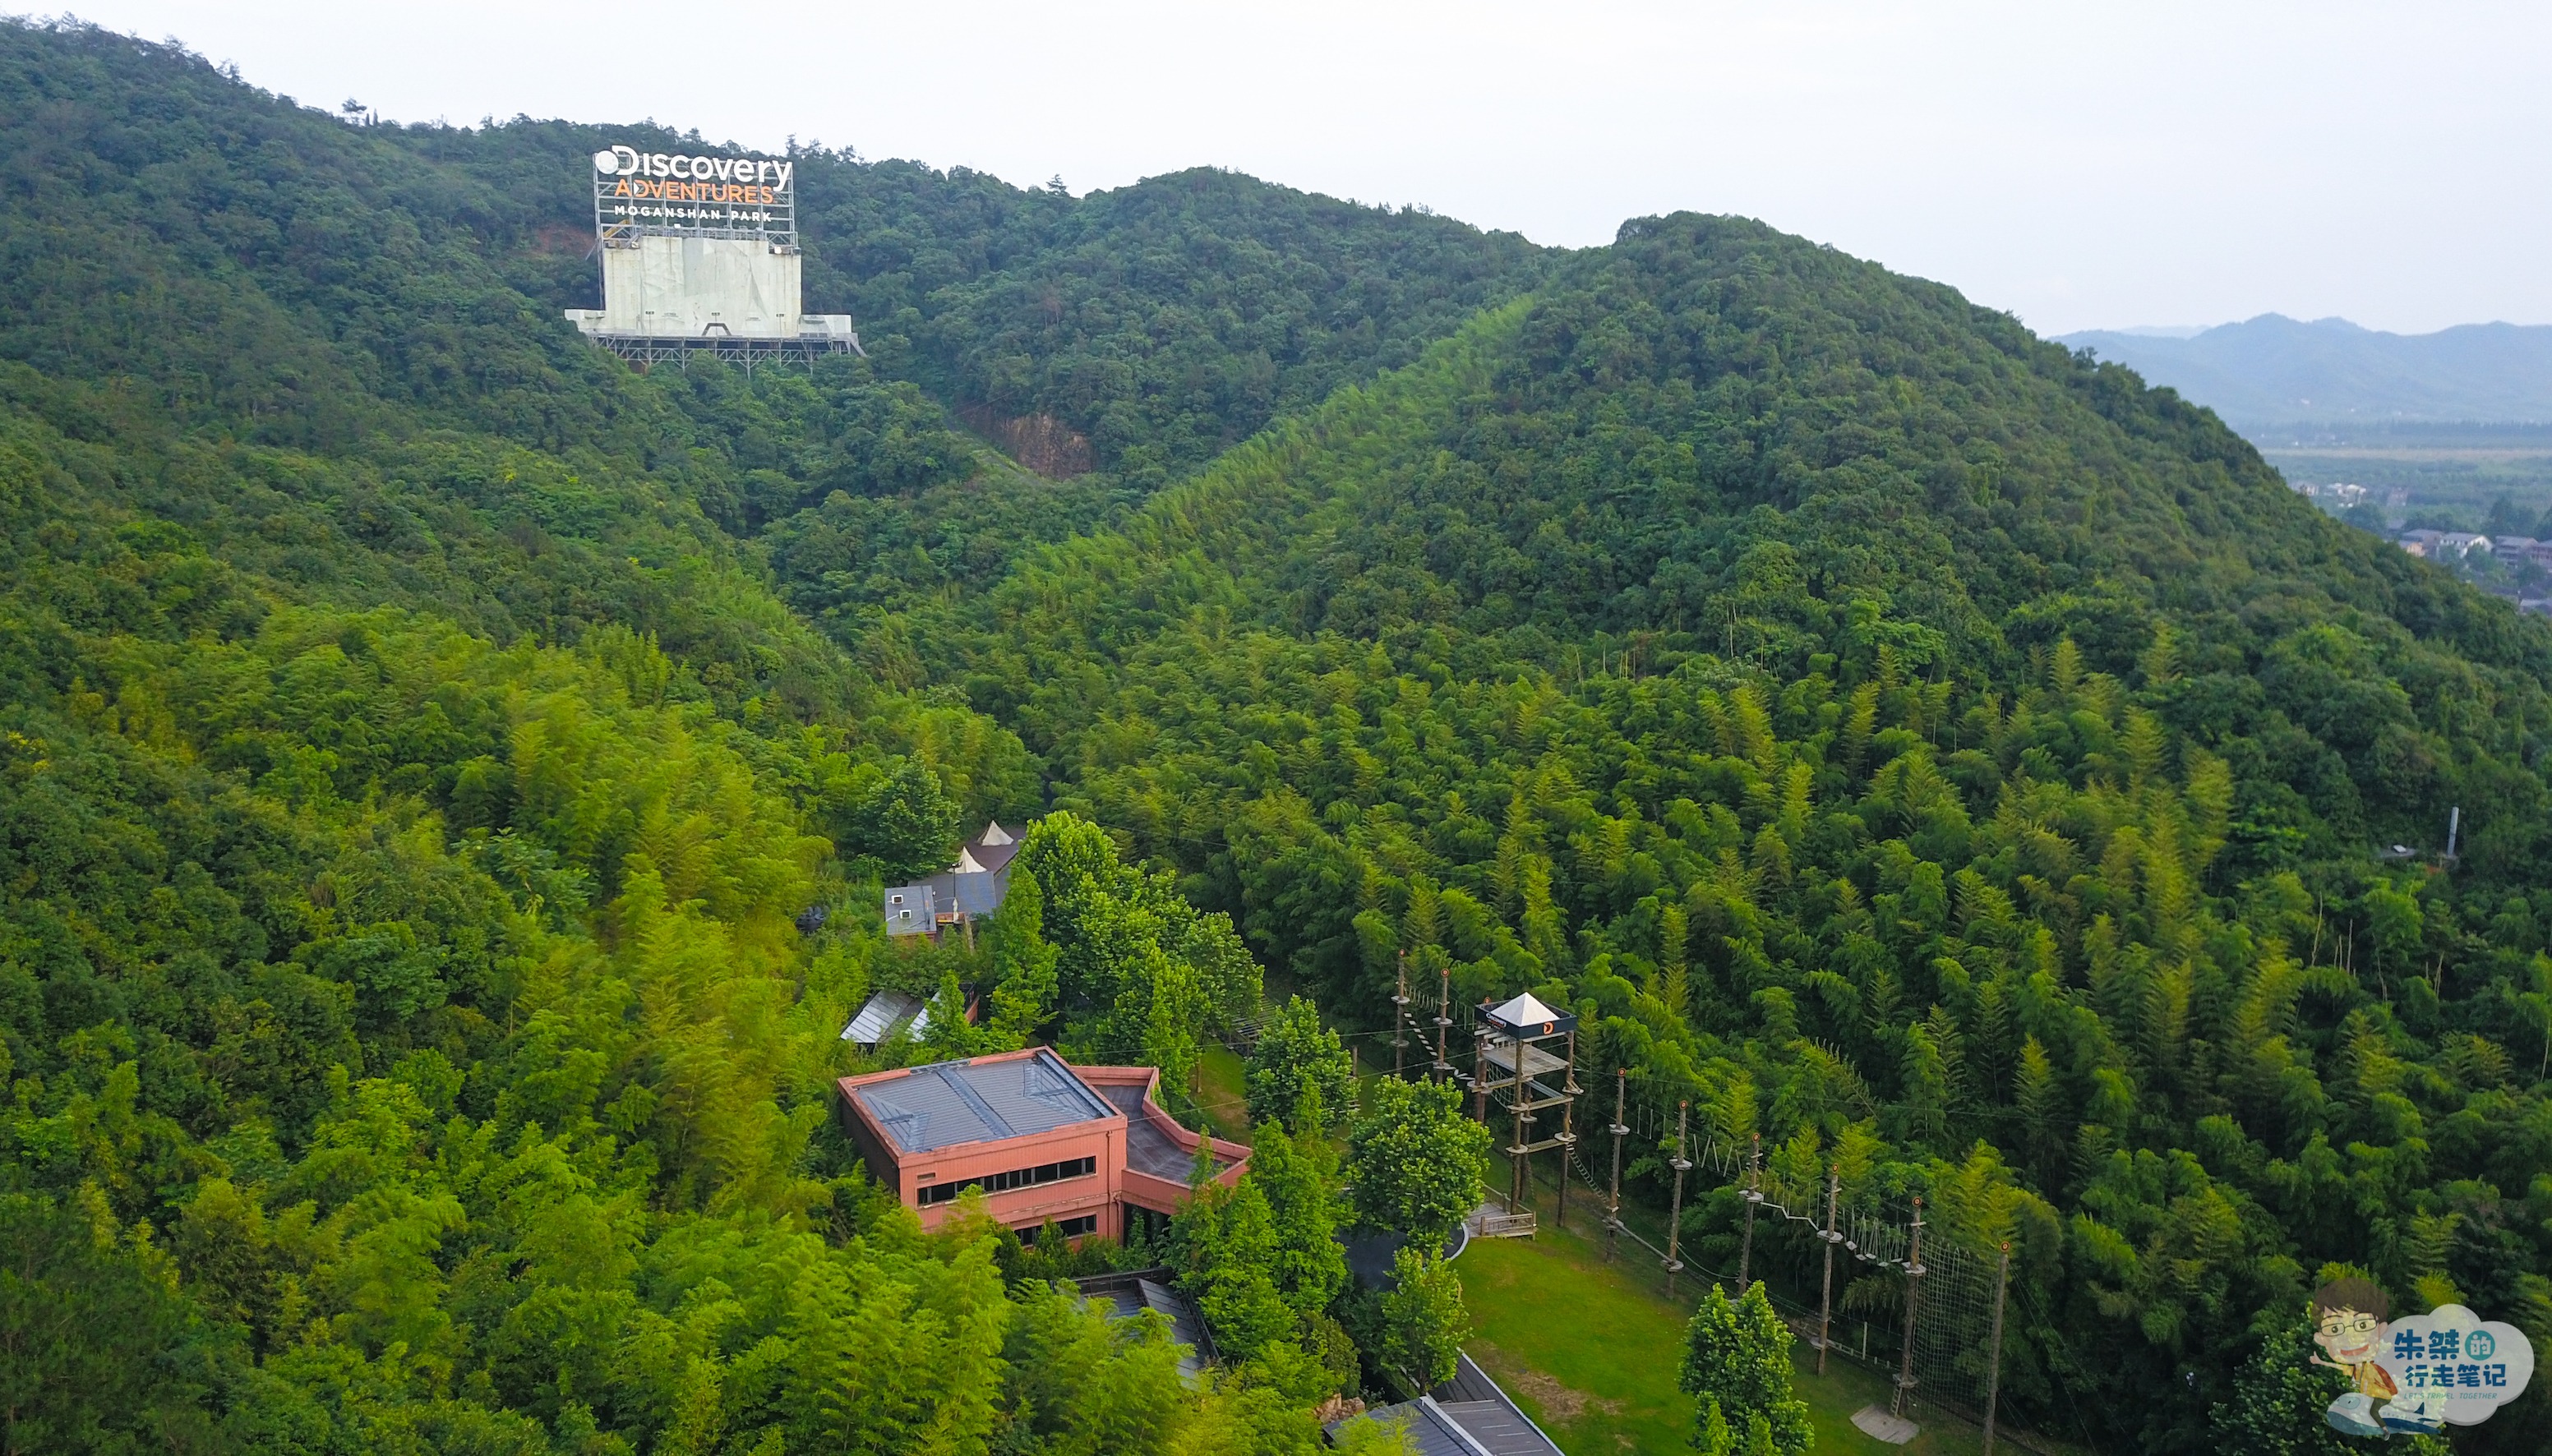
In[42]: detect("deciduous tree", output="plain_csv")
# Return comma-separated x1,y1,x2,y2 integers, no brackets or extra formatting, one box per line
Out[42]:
1678,1283,1811,1456
1378,1246,1469,1396
1348,1079,1490,1246
1247,996,1353,1131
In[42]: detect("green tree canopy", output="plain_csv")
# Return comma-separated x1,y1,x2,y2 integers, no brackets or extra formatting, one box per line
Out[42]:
1174,1179,1295,1365
1018,811,1262,1099
842,755,962,882
988,864,1062,1045
1377,1246,1470,1397
1247,1119,1350,1317
1247,995,1354,1131
1349,1079,1491,1245
1679,1283,1812,1456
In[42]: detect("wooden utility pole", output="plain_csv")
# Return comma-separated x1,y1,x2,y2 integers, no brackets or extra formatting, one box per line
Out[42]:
1736,1131,1762,1292
1665,1101,1691,1299
1555,1029,1578,1225
1816,1163,1842,1375
1983,1241,2011,1455
1605,1069,1627,1262
1507,1018,1530,1212
1432,966,1453,1083
1891,1197,1926,1420
1392,953,1410,1080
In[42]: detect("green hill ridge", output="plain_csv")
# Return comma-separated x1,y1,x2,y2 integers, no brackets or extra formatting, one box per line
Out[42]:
2,19,2548,1456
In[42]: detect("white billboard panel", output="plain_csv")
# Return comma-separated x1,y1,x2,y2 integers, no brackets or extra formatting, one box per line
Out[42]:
592,145,795,247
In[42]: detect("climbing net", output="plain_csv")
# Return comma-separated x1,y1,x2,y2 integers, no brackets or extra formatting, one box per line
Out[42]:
1389,991,2026,1440
1546,1092,2018,1438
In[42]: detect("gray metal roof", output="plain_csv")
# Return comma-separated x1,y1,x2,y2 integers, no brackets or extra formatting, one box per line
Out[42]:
1332,1398,1492,1456
883,883,935,937
1432,1354,1565,1456
1331,1353,1566,1456
1075,1268,1216,1381
1433,1399,1561,1456
851,1048,1116,1154
966,822,1020,875
920,868,1007,918
1094,1080,1239,1181
1096,1278,1209,1380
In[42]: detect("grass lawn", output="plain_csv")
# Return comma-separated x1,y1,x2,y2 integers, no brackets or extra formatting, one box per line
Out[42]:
1191,1046,1251,1142
1454,1216,1992,1455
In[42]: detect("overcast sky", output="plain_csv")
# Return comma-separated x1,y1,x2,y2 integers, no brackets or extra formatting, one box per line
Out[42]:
60,1,2552,337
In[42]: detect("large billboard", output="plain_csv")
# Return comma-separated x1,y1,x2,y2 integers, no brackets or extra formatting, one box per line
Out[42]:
592,145,794,246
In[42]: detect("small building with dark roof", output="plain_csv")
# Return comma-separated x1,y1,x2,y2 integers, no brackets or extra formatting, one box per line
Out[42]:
886,822,1020,940
1072,1269,1218,1382
1328,1352,1566,1456
840,986,983,1052
836,1047,1247,1242
842,988,930,1051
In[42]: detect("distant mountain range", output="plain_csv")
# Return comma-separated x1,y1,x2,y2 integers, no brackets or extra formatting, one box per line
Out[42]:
2056,314,2552,428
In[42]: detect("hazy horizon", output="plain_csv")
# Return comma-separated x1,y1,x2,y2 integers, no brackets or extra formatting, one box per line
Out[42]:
2074,316,2552,341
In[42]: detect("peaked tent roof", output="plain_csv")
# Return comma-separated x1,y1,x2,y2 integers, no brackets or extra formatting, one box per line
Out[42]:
1484,992,1576,1035
961,822,1021,876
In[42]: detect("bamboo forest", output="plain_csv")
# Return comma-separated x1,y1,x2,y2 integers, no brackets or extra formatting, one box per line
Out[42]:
1,19,2547,1456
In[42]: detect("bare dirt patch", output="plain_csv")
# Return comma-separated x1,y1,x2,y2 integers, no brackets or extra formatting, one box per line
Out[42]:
1470,1341,1622,1426
958,405,1096,478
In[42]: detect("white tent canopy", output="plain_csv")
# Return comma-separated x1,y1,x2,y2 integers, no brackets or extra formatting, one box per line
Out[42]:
1484,991,1575,1035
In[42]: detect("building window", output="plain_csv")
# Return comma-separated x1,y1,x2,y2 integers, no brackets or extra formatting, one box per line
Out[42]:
916,1155,1097,1205
1019,1214,1100,1244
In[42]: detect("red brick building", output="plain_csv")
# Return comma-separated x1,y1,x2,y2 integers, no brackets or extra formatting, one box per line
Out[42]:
836,1048,1248,1241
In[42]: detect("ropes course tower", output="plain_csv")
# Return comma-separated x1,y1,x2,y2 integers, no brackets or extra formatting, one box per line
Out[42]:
1476,993,1581,1222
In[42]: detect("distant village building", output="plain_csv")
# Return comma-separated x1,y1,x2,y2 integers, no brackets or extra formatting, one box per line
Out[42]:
2295,480,2370,508
884,822,1020,942
2397,530,2490,560
836,1048,1248,1242
2494,537,2552,574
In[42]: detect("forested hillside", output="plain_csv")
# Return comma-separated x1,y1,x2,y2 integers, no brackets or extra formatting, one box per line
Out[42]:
900,216,2552,1451
0,21,1445,1454
4,17,2551,1456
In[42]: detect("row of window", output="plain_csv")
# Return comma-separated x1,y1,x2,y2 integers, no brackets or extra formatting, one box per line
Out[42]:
915,1155,1098,1205
1019,1215,1101,1244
